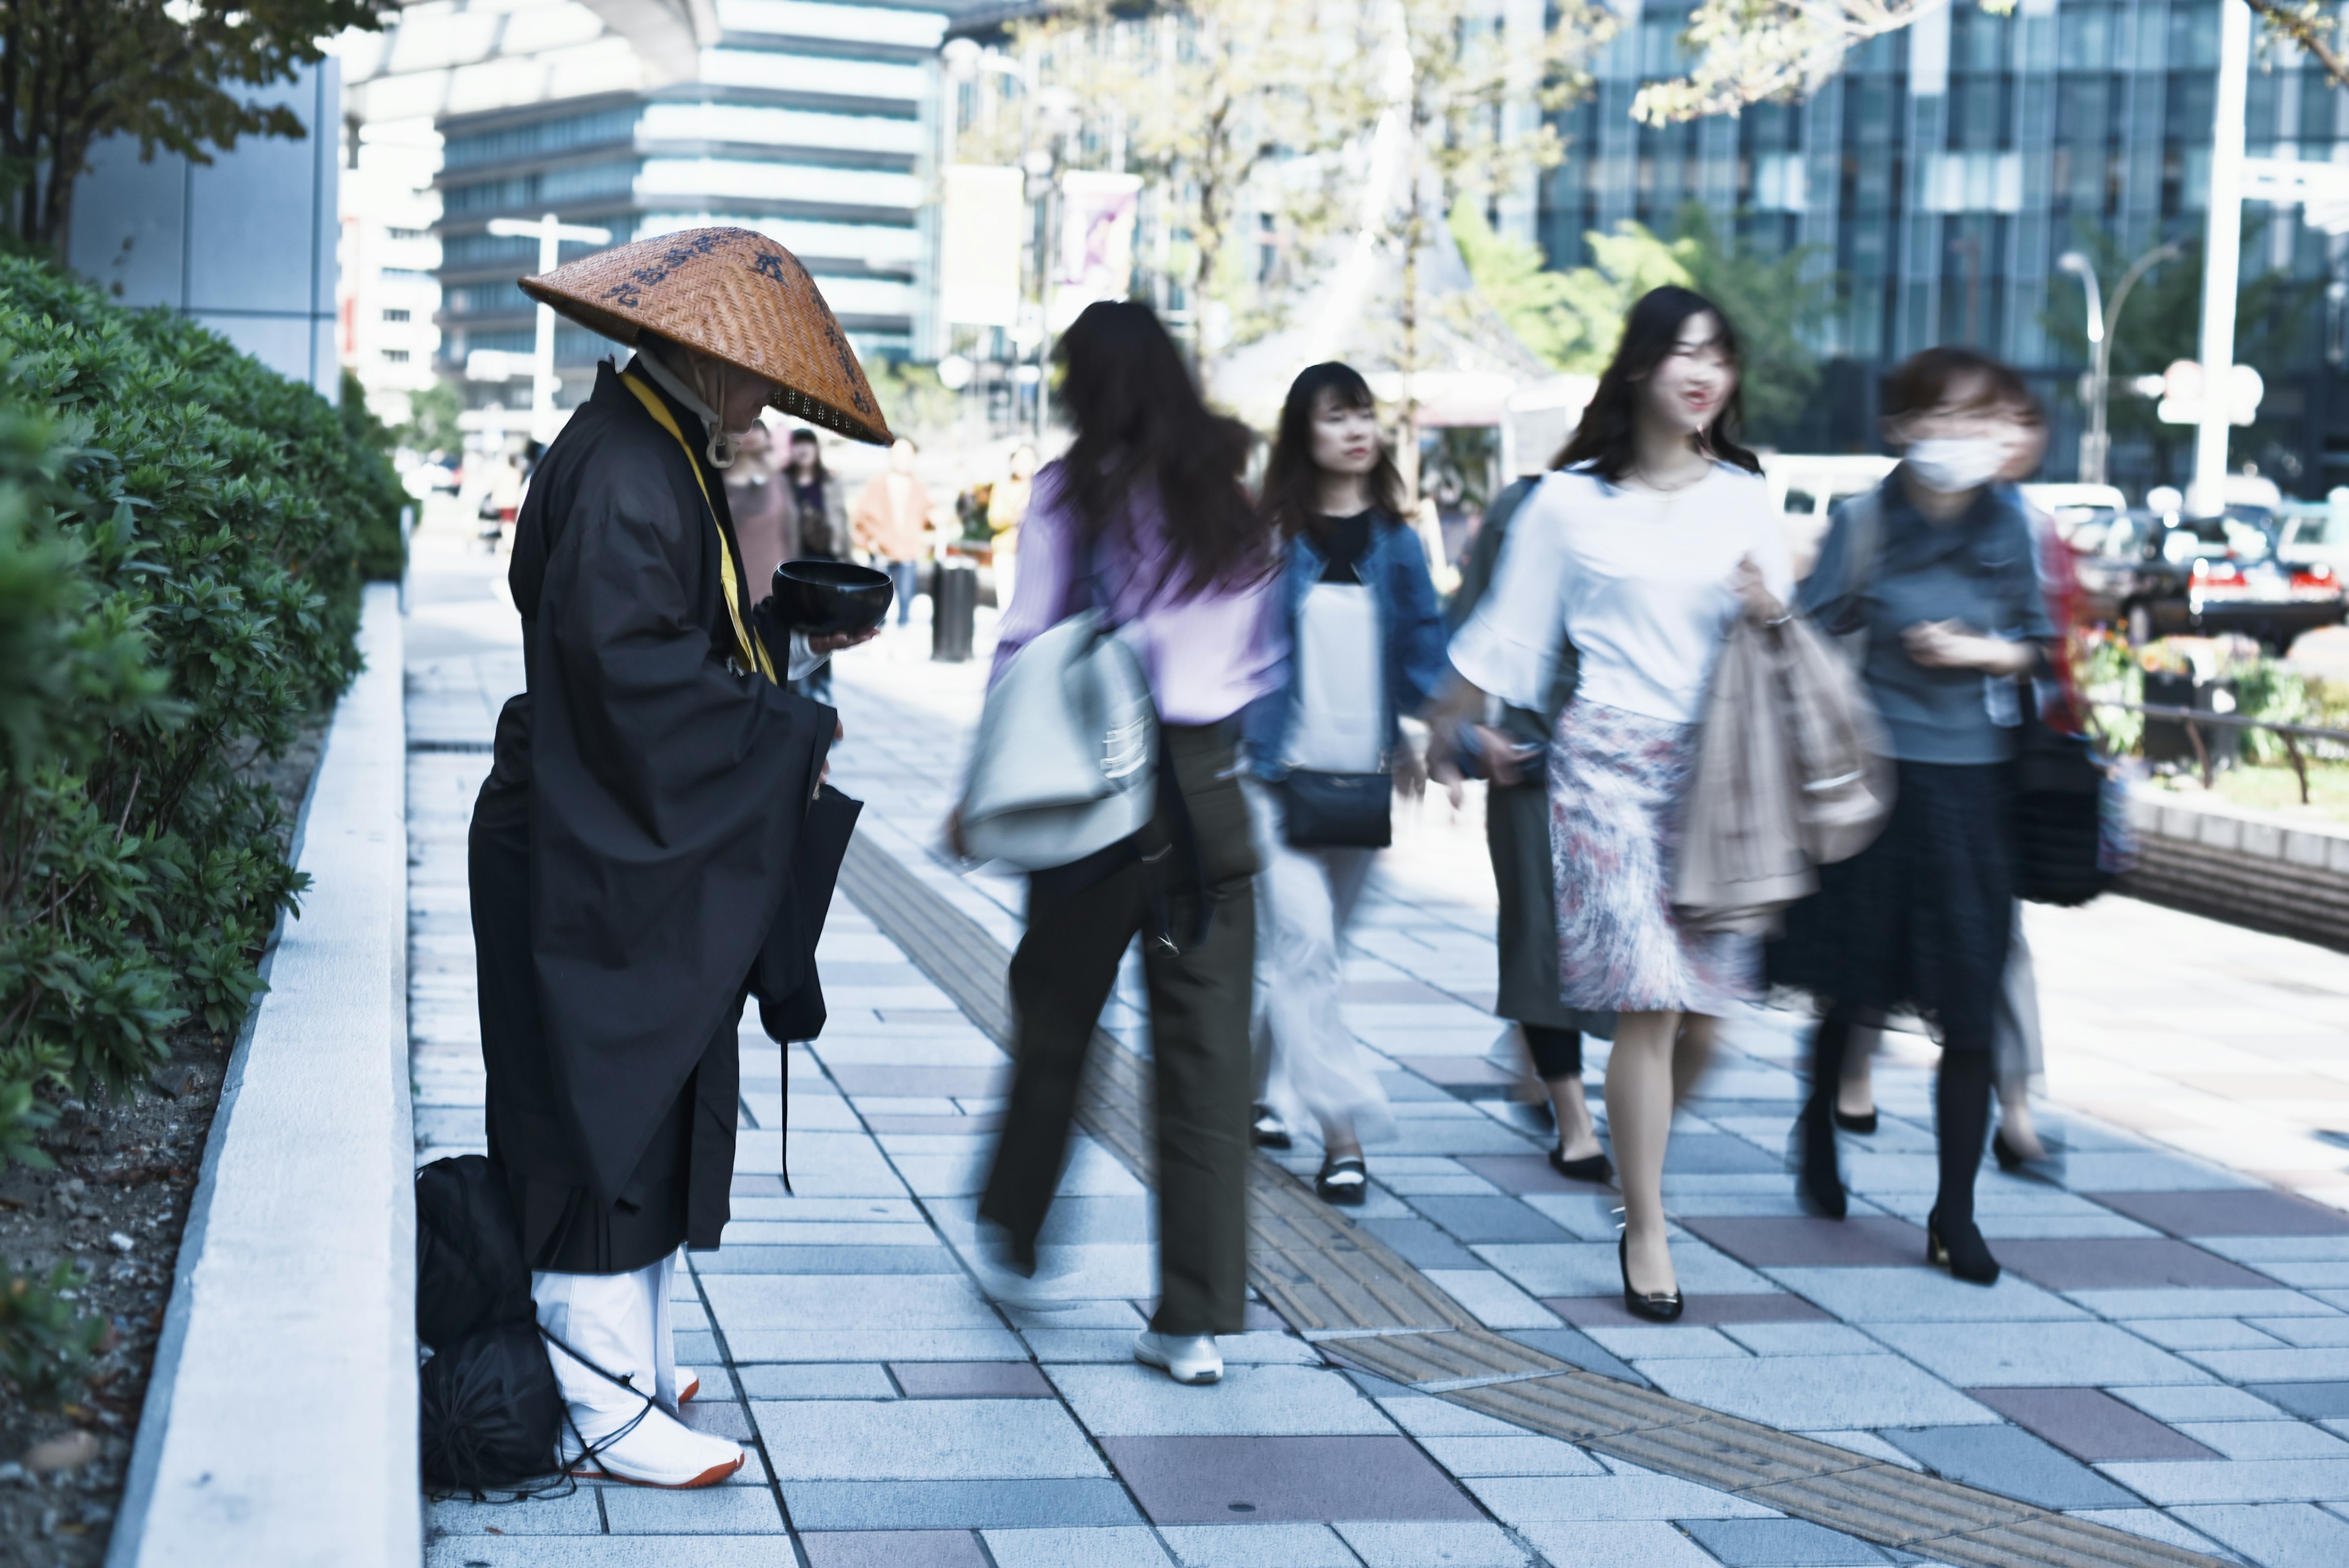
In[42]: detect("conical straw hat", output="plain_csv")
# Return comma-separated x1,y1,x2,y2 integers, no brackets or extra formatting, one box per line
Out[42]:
519,227,892,445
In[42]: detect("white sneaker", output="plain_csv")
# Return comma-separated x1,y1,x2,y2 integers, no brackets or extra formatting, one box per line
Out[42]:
568,1402,744,1489
1134,1330,1222,1385
677,1369,701,1403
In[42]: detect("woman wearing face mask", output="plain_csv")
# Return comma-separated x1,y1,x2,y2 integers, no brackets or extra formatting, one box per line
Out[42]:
1439,287,1792,1321
1767,348,2054,1285
1241,363,1450,1202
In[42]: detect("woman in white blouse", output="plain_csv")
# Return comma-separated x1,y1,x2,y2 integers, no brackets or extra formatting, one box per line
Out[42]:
1439,288,1791,1321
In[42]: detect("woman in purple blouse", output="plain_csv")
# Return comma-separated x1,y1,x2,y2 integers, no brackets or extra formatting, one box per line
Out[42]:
968,302,1278,1388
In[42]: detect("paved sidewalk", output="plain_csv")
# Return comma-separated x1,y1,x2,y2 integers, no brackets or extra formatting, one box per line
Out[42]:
407,526,2349,1567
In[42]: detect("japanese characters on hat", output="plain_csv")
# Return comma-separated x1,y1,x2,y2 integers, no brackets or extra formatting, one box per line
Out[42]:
519,227,893,445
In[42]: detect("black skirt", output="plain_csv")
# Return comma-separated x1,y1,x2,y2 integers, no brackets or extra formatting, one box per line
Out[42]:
1766,760,2014,1051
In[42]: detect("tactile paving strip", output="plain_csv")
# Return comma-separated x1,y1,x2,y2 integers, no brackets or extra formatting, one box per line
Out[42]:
838,832,2227,1568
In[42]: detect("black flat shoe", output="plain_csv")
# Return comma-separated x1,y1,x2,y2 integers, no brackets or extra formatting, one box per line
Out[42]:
1832,1107,1878,1134
1549,1144,1612,1185
1252,1104,1291,1150
1991,1128,2024,1172
1927,1208,2001,1285
1618,1233,1684,1322
1315,1155,1367,1206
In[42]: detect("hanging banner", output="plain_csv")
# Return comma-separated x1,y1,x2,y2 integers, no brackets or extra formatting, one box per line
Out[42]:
939,165,1025,327
1050,170,1142,330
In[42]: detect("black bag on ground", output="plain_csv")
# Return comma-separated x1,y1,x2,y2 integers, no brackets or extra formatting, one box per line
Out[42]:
415,1154,533,1350
419,1319,565,1492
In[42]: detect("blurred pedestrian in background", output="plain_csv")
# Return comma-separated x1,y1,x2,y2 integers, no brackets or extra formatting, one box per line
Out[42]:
1768,347,2054,1286
1450,470,1616,1184
965,301,1277,1388
853,437,938,626
1240,362,1448,1204
989,442,1039,610
1441,287,1791,1322
782,427,846,562
724,418,791,596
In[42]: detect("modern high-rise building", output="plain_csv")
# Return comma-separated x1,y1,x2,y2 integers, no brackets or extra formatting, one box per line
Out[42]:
1543,0,2349,492
432,0,960,421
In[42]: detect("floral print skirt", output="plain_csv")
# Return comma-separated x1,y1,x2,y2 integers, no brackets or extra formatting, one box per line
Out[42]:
1549,700,1750,1016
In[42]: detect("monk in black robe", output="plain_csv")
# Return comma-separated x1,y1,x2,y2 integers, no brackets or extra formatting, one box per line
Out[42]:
468,320,877,1487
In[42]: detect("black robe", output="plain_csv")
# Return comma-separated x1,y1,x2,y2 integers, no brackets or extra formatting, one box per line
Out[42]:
470,358,839,1274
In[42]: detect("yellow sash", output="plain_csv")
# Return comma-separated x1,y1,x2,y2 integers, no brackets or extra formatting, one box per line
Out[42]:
620,371,779,684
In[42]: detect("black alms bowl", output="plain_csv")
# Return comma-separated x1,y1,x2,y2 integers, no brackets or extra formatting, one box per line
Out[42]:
774,559,892,637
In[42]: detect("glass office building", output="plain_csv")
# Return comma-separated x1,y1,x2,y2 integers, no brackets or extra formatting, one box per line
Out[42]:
434,0,954,407
1543,0,2349,492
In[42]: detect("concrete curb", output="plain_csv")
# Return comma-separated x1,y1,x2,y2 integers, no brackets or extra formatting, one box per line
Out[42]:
107,584,417,1567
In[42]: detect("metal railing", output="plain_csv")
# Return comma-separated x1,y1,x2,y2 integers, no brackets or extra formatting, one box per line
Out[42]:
2088,698,2349,802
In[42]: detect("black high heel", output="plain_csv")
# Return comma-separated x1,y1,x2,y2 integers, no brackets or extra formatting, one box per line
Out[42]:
1832,1107,1878,1134
1549,1144,1613,1185
1618,1233,1684,1322
1794,1105,1847,1220
1991,1128,2024,1172
1927,1208,2001,1285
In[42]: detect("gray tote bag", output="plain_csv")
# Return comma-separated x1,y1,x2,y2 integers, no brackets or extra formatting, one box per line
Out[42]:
957,610,1159,870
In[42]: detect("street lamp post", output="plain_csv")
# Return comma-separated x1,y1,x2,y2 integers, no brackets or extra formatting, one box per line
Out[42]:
2192,0,2253,515
2059,241,2180,487
486,212,612,443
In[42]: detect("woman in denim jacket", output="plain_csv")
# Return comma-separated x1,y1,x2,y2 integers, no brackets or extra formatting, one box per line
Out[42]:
1240,363,1450,1202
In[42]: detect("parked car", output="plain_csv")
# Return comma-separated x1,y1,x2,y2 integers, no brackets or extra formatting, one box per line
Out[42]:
2275,492,2349,579
2071,509,2345,649
2019,482,2126,543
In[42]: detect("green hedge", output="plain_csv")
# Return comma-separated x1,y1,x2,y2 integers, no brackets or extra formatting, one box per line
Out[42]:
0,256,400,1171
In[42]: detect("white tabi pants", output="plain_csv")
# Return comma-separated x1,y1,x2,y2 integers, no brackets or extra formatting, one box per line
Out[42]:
533,1254,678,1442
1245,779,1397,1145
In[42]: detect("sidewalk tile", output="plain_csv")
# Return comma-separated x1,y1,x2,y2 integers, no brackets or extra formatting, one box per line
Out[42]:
691,1245,957,1273
753,1397,1107,1480
1966,1386,2219,1460
1677,1216,1926,1270
736,1363,897,1399
1157,1523,1359,1566
1412,1434,1608,1476
802,1531,990,1567
1636,1353,1995,1429
1457,1154,1608,1195
1375,1394,1530,1438
2061,1508,2227,1556
2112,1384,2291,1422
1716,1325,1879,1356
429,1490,604,1536
2186,1347,2349,1381
889,1361,1055,1397
2095,1458,2349,1504
702,1272,996,1329
2203,1236,2349,1264
1995,1238,2279,1291
1422,1268,1564,1328
1405,1194,1577,1243
1791,1432,1920,1469
1477,1241,1773,1298
1506,1327,1646,1381
2068,1287,2338,1318
1359,1218,1484,1269
1584,1326,1748,1360
725,1329,1027,1361
599,1487,787,1533
1048,1363,1395,1437
1463,1474,1777,1522
781,1479,1141,1530
1764,1267,2085,1323
2175,1420,2349,1459
2246,1381,2349,1419
1655,1135,1786,1175
980,1527,1173,1567
1550,1295,1828,1328
422,1544,789,1566
678,1400,753,1440
2170,1503,2349,1568
1100,1434,1480,1524
2124,1317,2287,1350
1515,1520,1725,1566
1520,1193,1636,1240
1869,1320,2207,1387
1334,1520,1532,1566
1877,1425,2136,1509
2059,1155,2259,1191
1677,1517,1890,1564
2090,1189,2349,1236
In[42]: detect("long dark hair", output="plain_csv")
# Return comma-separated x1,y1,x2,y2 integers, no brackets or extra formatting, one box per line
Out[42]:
1261,362,1407,540
786,427,828,484
1052,300,1269,597
1555,285,1761,482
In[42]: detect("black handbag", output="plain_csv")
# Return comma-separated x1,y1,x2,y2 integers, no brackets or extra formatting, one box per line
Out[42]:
1282,769,1392,849
2012,682,2113,908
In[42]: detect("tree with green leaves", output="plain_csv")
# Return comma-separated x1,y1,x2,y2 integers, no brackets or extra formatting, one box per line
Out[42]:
0,0,398,252
1450,200,1826,447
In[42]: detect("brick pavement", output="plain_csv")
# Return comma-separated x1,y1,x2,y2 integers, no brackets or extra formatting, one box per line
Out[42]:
407,517,2349,1567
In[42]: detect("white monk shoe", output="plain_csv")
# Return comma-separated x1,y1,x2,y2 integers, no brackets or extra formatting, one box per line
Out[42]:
677,1370,701,1403
1134,1330,1222,1385
566,1403,744,1489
